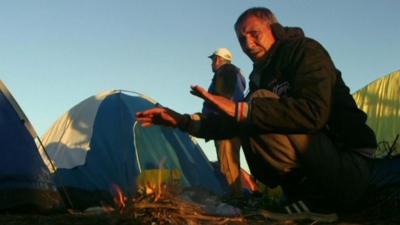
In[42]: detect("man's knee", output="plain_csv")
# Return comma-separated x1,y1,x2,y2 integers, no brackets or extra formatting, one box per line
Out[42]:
250,133,299,173
288,134,312,154
248,89,279,100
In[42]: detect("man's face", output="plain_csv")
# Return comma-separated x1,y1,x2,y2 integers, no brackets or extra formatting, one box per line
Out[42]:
211,56,223,72
236,15,276,63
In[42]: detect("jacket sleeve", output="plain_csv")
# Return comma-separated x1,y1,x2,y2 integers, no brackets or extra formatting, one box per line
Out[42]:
247,39,337,133
186,113,245,140
213,64,238,99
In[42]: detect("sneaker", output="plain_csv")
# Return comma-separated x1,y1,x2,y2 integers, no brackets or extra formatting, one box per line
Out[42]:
257,200,338,222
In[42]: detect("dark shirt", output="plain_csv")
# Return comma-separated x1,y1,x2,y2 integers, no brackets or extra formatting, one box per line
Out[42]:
202,63,246,115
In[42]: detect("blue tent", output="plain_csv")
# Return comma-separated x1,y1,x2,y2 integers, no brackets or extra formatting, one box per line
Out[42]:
42,90,227,209
0,81,62,212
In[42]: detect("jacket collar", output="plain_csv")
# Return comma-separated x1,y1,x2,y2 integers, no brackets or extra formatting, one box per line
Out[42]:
271,23,305,41
249,24,304,89
253,23,304,68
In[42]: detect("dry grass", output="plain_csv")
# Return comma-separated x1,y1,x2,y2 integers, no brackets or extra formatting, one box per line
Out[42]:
0,180,399,225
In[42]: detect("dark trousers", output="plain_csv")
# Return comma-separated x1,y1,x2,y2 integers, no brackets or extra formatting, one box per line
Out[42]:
242,90,400,212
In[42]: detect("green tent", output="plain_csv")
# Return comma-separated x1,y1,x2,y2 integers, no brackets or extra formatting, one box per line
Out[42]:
352,70,400,157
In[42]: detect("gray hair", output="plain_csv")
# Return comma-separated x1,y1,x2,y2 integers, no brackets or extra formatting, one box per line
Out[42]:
234,7,278,32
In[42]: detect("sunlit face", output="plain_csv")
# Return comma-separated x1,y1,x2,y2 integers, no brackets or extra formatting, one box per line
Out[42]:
236,15,276,63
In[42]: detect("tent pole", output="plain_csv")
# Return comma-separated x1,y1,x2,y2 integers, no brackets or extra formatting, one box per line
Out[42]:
386,134,399,158
133,121,143,173
37,137,75,209
36,137,57,172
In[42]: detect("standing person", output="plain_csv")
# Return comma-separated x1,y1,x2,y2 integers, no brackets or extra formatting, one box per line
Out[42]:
137,7,400,214
203,48,246,196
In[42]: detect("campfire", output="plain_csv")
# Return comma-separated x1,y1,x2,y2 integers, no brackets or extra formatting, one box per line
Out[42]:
112,166,246,225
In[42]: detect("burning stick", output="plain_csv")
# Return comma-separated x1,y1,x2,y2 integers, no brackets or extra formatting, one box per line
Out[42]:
112,184,128,210
118,191,246,225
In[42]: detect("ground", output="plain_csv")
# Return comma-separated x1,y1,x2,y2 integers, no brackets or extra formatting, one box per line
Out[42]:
1,185,398,225
0,213,400,225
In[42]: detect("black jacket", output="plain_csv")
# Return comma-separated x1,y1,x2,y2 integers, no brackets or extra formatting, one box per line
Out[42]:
194,23,377,150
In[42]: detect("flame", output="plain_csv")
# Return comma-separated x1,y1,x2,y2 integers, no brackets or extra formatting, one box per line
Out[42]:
112,184,127,209
155,158,166,201
145,181,157,195
136,158,183,201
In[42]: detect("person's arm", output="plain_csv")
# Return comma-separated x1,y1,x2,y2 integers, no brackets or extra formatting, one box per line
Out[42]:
136,107,242,140
191,85,237,118
192,40,337,134
136,107,186,128
187,113,244,140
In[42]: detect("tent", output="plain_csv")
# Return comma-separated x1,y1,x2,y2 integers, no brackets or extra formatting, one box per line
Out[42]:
353,70,400,157
0,81,62,212
41,90,227,209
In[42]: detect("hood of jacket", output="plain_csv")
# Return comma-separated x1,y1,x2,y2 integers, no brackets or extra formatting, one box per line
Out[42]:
271,23,305,41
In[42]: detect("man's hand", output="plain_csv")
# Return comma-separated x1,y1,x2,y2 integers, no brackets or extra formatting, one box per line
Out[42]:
136,107,183,128
190,85,236,118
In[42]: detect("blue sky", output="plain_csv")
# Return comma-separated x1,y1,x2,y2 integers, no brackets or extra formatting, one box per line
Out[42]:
1,0,399,166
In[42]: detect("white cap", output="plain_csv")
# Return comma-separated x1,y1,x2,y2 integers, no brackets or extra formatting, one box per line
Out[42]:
208,48,233,61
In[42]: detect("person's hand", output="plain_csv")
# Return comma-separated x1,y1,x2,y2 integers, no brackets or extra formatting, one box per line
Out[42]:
190,85,236,118
190,85,208,99
136,107,183,128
